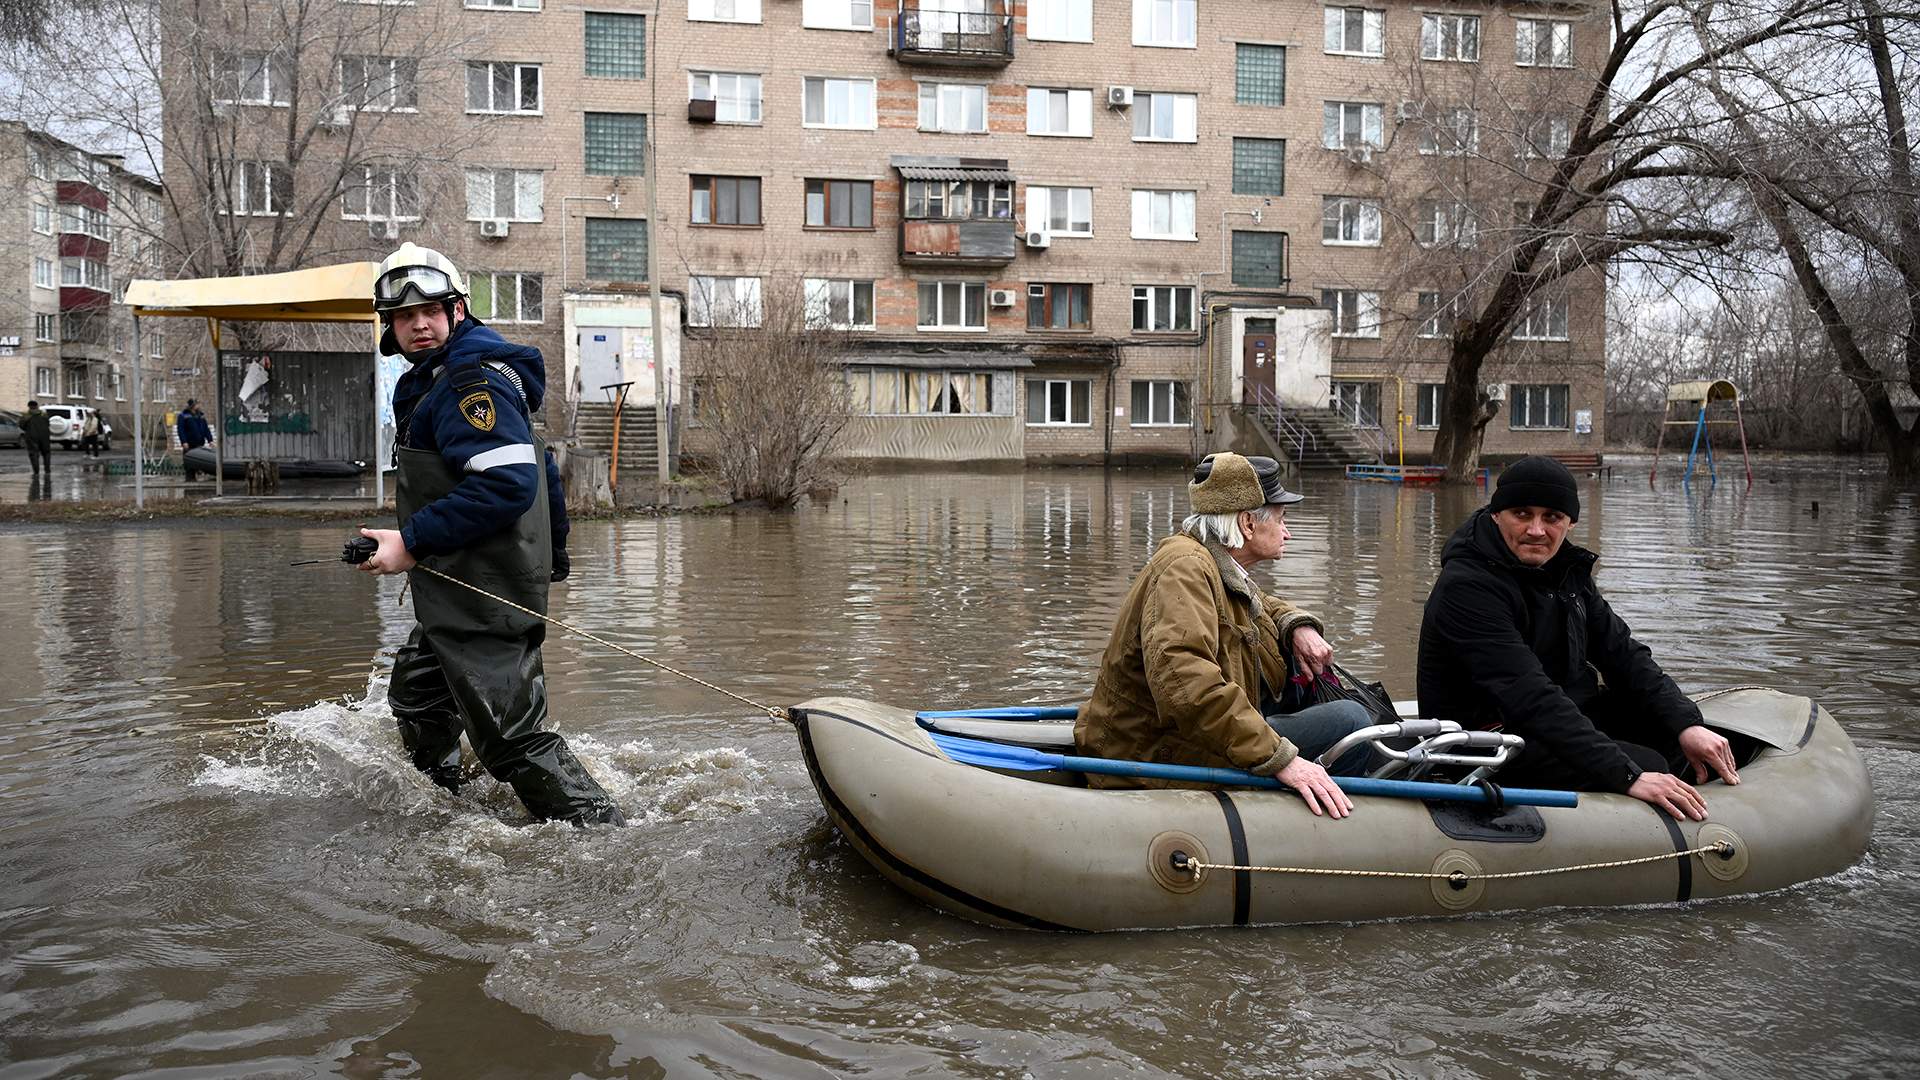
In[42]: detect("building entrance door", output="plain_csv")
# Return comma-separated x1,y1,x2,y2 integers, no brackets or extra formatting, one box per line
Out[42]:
1241,317,1277,403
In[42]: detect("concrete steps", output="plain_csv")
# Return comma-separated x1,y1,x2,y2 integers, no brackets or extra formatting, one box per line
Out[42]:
573,403,660,475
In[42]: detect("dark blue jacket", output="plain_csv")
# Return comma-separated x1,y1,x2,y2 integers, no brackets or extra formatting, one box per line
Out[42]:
394,316,569,558
176,409,212,448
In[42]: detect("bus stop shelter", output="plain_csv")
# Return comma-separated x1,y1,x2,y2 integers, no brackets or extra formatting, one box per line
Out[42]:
123,263,381,507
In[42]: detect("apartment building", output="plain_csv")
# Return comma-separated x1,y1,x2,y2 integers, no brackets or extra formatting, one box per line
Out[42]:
2,122,172,432
169,0,1609,466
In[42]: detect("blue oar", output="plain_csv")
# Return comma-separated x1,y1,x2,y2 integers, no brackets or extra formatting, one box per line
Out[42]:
927,732,1578,809
916,707,1082,720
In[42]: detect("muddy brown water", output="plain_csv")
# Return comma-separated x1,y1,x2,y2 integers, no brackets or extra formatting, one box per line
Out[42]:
3,458,1917,1078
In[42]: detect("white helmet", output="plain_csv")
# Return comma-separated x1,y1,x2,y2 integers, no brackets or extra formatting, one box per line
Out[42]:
373,242,467,313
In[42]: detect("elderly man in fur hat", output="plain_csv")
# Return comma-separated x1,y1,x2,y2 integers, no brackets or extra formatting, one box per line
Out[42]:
1074,453,1374,818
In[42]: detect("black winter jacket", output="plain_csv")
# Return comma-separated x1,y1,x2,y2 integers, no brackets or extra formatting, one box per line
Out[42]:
1416,508,1702,793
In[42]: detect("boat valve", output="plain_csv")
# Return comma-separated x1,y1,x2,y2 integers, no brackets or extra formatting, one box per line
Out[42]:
1170,851,1193,874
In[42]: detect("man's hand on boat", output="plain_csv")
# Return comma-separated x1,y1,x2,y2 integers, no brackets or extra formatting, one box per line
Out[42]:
1275,756,1354,819
1678,724,1741,787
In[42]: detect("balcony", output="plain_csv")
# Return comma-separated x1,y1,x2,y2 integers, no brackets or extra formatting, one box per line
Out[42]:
895,158,1018,267
889,5,1014,67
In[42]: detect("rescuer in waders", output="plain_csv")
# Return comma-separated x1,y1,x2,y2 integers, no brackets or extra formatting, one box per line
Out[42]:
354,243,625,826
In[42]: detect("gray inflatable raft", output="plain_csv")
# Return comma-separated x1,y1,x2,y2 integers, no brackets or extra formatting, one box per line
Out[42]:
791,688,1873,930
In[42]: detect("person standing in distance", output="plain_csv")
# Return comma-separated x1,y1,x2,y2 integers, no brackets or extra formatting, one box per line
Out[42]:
354,243,622,826
176,399,213,481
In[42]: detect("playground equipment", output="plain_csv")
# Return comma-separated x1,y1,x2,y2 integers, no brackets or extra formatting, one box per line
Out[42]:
1650,379,1752,490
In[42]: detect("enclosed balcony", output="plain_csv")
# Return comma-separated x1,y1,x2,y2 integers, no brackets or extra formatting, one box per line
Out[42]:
888,2,1014,67
895,157,1018,268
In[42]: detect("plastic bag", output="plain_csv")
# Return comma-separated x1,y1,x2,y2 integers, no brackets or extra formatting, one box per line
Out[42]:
1298,662,1400,728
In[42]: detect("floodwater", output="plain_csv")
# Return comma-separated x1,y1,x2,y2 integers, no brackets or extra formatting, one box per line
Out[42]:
3,458,1917,1078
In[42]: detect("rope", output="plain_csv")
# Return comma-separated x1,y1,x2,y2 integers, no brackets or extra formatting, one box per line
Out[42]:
1177,840,1735,885
410,564,790,723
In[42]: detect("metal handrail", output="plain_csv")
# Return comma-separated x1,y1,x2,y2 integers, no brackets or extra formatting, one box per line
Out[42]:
1243,379,1315,463
893,9,1015,56
1341,404,1388,463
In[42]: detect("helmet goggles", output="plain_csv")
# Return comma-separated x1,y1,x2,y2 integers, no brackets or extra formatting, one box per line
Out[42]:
374,265,460,312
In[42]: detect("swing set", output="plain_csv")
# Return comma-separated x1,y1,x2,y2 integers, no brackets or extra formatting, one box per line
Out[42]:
1649,379,1753,490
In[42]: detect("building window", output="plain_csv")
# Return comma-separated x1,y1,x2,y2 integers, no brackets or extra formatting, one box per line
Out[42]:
114,372,127,401
1132,92,1197,142
1420,14,1480,61
1320,196,1381,244
1131,189,1197,240
342,166,420,220
66,367,86,399
1235,43,1286,106
150,330,164,359
1026,378,1091,425
1417,291,1461,338
1332,380,1382,427
584,217,647,280
1416,382,1446,429
468,0,542,9
1027,283,1091,330
466,61,542,114
95,371,110,400
689,276,763,328
1320,288,1381,337
1132,285,1195,332
804,278,875,329
917,281,987,329
804,0,874,31
919,82,987,133
689,71,762,123
1027,0,1091,41
468,271,544,323
1514,297,1570,340
1523,115,1573,158
584,113,647,175
33,257,55,289
1231,232,1286,288
1232,138,1286,195
145,193,162,220
1322,101,1384,148
1416,200,1476,247
1131,380,1190,426
35,368,55,396
233,161,292,216
31,202,52,234
1516,18,1573,67
1510,384,1570,429
1419,107,1479,155
465,168,544,221
803,77,877,128
35,313,56,343
1133,0,1196,48
60,203,109,239
29,144,50,179
805,180,874,228
690,175,762,226
1025,186,1093,236
1026,87,1093,137
847,368,1005,415
1323,6,1384,56
904,180,1013,220
688,0,760,22
152,379,168,403
62,258,111,290
213,50,292,105
340,56,418,110
585,12,647,78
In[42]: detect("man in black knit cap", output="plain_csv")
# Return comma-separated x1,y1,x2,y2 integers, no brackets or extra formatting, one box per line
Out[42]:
1417,455,1742,820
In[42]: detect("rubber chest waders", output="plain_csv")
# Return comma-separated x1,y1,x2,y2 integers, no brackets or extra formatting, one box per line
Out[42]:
388,366,624,825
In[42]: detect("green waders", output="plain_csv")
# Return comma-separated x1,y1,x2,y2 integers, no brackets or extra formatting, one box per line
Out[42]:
389,435,625,826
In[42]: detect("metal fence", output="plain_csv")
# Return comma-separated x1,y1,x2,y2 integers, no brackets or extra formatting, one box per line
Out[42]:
216,349,373,464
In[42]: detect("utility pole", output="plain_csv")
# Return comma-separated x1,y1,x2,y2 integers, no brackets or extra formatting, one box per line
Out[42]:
647,2,669,487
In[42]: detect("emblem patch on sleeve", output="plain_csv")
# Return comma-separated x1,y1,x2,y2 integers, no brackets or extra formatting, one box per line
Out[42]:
458,391,496,432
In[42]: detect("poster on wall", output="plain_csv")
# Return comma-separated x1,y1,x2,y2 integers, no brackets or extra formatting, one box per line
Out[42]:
1574,409,1594,435
375,349,410,473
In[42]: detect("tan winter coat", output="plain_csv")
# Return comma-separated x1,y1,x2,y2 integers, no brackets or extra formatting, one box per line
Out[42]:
1074,533,1325,789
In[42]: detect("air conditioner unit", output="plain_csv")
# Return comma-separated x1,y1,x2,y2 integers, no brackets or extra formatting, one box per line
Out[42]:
1345,144,1374,165
987,288,1017,308
1023,230,1050,249
1481,383,1507,401
1106,85,1134,108
687,97,717,124
320,106,351,131
478,218,510,239
210,101,233,119
369,219,401,241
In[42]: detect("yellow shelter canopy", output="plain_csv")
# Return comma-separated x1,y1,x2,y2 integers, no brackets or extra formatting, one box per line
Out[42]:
1665,379,1740,404
124,262,381,322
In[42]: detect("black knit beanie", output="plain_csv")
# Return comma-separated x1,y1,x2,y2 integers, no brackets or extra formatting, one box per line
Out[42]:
1489,456,1580,522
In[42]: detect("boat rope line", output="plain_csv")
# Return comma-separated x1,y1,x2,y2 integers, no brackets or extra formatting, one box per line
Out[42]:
1173,840,1737,888
411,564,791,723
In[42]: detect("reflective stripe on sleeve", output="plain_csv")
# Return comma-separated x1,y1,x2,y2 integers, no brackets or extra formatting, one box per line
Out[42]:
464,443,538,473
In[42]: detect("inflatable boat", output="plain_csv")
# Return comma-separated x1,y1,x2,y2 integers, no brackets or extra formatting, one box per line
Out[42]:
791,688,1873,930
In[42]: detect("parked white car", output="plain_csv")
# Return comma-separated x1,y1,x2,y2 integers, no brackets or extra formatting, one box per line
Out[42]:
41,404,113,451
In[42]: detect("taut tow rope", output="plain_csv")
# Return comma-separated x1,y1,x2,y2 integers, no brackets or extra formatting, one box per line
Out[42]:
1174,840,1737,885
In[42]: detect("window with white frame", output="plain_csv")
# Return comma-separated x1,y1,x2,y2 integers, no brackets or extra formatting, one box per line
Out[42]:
919,82,987,132
114,327,125,353
1416,200,1476,247
1322,101,1384,148
465,168,544,221
1513,297,1569,340
1419,107,1478,155
66,367,85,398
689,275,764,327
35,314,56,342
1132,92,1198,142
468,0,541,9
917,281,987,329
904,179,1013,220
1320,196,1380,245
467,271,544,323
145,194,161,221
803,77,877,128
805,180,874,228
1417,291,1462,338
847,368,1007,415
213,50,292,105
1320,288,1380,337
1516,18,1573,67
32,202,52,234
1131,380,1190,426
689,71,763,123
1523,115,1573,158
29,145,50,179
60,203,109,239
1131,189,1196,240
1420,13,1480,61
1510,383,1569,428
1332,380,1382,426
341,56,418,110
1133,0,1196,47
1416,382,1447,428
1025,185,1093,236
466,61,542,114
33,257,55,289
62,258,110,290
149,330,164,358
114,372,126,401
1132,285,1195,331
802,0,873,30
689,0,761,22
342,166,420,220
1027,283,1091,330
804,278,876,329
1027,378,1091,425
1026,87,1092,137
36,368,55,396
1028,0,1092,41
233,161,292,215
152,378,168,403
1324,6,1384,55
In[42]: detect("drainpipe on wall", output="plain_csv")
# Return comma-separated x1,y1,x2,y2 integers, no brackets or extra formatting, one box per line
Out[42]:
1104,365,1115,466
